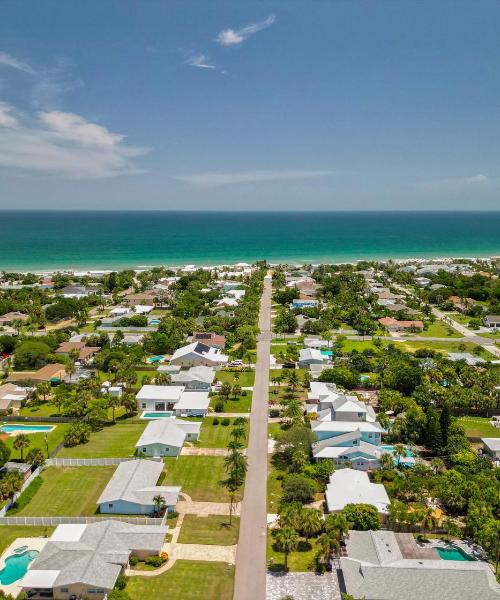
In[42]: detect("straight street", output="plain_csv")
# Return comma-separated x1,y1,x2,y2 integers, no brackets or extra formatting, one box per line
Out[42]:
233,273,272,600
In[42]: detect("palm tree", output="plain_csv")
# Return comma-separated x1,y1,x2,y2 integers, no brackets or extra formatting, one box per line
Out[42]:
107,394,121,423
122,393,138,417
379,452,394,471
13,434,31,460
220,382,232,401
231,424,246,445
431,457,445,475
155,372,171,385
153,494,166,516
36,381,51,402
66,361,76,382
393,444,406,469
26,448,45,468
11,318,24,336
283,399,302,424
272,526,300,570
300,509,323,539
421,508,438,534
231,384,242,400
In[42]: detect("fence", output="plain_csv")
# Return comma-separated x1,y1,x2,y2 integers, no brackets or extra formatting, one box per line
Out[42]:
0,465,43,517
46,457,162,467
0,414,75,423
0,516,164,526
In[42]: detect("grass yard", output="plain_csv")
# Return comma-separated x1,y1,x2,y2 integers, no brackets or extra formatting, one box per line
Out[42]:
20,401,128,422
340,339,384,353
58,421,147,458
419,320,461,338
395,340,496,359
161,456,235,502
215,369,255,387
1,423,70,461
0,526,55,554
178,515,240,545
210,392,252,413
267,533,319,572
11,466,114,516
267,462,284,512
457,416,500,439
127,560,234,600
269,368,309,381
197,418,248,448
268,422,285,439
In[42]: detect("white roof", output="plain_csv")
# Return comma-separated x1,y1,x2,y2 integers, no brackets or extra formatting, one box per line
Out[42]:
325,469,390,514
299,348,327,362
136,418,201,448
170,342,228,365
134,304,154,313
51,524,86,542
312,420,383,434
482,438,500,452
136,385,184,402
22,570,60,588
174,391,210,411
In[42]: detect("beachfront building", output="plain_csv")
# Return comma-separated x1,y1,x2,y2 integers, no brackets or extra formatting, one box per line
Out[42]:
325,469,390,516
169,342,228,368
21,521,167,600
97,459,180,514
136,418,201,457
136,385,210,416
340,530,500,600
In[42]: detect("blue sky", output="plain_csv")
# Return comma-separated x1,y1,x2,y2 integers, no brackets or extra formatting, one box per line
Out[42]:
0,0,499,210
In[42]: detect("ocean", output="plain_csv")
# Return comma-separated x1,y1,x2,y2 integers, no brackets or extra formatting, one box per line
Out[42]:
0,211,499,271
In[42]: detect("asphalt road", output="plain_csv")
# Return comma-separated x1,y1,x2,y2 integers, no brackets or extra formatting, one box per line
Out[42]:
233,274,272,600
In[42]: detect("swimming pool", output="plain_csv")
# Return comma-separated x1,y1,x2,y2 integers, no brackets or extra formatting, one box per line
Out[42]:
147,355,164,363
140,411,174,419
321,350,333,356
149,319,161,325
0,550,39,585
437,547,475,561
0,424,54,434
380,445,413,457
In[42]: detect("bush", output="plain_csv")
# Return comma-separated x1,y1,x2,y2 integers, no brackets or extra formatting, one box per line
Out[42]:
64,422,92,447
221,418,230,426
14,341,51,370
214,399,225,413
129,555,139,567
269,409,281,418
167,510,178,520
212,417,220,425
342,503,381,531
145,555,163,567
115,574,128,590
108,591,131,600
281,474,316,504
6,476,43,515
241,390,247,396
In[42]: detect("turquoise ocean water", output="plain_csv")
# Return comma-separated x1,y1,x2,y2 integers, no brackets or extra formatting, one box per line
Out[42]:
0,211,499,271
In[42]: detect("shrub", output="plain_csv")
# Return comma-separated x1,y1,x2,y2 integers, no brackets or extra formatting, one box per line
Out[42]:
145,555,163,567
212,417,220,425
269,409,280,418
167,510,178,520
221,418,230,426
129,555,139,567
115,574,128,590
241,390,247,396
281,474,316,504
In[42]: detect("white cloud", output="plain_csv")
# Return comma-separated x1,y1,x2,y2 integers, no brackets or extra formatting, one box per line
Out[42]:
418,173,493,190
0,51,35,75
0,101,149,179
185,53,217,70
172,169,335,187
215,14,276,46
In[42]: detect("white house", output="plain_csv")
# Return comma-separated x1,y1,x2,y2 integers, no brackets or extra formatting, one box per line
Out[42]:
136,418,201,457
170,365,215,390
97,459,181,514
136,385,210,416
170,342,228,368
482,438,500,462
298,348,330,368
325,468,390,516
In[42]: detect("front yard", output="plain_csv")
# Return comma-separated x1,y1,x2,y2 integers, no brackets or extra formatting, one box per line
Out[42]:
215,369,255,387
210,392,252,413
2,423,70,461
196,418,248,448
457,416,500,439
126,560,234,600
58,421,147,458
9,466,114,516
267,532,320,572
161,456,236,502
418,320,461,338
178,515,240,545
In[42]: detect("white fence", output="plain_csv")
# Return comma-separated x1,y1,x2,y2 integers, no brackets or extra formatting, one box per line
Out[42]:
46,457,162,466
0,516,164,526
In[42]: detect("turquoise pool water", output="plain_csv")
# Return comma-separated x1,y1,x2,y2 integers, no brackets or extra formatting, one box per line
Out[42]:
437,547,475,561
0,425,53,433
147,355,164,363
0,550,39,585
321,350,333,356
380,445,413,457
141,411,173,419
149,319,160,325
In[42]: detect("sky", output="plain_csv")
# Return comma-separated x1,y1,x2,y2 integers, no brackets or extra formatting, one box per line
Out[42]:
0,0,499,211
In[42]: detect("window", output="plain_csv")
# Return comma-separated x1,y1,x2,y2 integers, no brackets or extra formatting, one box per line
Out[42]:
142,403,146,409
142,447,147,452
108,504,113,509
60,589,69,593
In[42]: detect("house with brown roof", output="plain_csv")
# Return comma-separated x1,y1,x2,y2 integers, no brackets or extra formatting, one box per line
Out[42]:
55,341,100,363
0,311,29,326
0,383,30,413
7,363,67,384
192,332,226,349
378,317,424,332
124,291,157,306
448,296,477,313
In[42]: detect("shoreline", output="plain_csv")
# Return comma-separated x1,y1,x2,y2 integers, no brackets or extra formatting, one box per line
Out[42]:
1,254,498,275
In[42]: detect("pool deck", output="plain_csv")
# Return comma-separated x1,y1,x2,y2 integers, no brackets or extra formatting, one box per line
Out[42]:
396,533,439,559
0,537,48,597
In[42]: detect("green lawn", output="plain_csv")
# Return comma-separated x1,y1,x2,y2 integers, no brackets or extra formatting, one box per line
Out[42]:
215,369,255,387
20,401,128,421
11,466,114,516
161,456,235,502
2,423,71,461
210,392,252,413
58,421,147,458
178,515,240,545
269,368,309,381
127,560,234,600
0,526,55,554
268,422,285,439
395,340,496,359
267,532,319,572
419,320,461,338
197,418,248,448
457,416,500,439
267,463,284,512
339,339,384,353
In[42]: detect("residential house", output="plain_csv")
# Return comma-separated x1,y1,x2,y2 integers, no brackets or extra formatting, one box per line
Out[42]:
298,348,330,368
447,353,485,366
385,303,420,316
124,291,158,306
170,342,228,368
341,530,500,600
0,383,30,413
60,285,99,298
192,332,226,349
136,418,201,457
481,438,500,462
136,385,210,416
170,365,215,390
55,341,100,364
484,315,500,329
448,295,477,313
97,459,181,514
7,363,67,385
0,311,29,326
378,317,424,332
21,521,167,600
325,469,390,516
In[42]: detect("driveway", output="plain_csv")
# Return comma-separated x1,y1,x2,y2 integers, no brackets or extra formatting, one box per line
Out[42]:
266,572,341,600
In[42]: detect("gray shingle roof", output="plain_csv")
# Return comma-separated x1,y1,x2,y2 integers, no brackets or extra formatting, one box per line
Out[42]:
136,418,201,449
